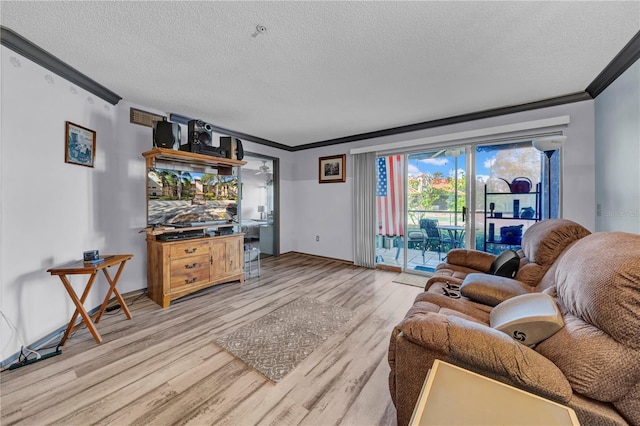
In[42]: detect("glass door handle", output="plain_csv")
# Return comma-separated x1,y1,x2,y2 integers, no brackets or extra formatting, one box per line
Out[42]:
462,206,467,222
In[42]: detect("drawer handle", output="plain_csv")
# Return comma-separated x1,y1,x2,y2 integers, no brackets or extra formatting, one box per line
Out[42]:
184,248,198,254
185,277,198,284
185,263,198,269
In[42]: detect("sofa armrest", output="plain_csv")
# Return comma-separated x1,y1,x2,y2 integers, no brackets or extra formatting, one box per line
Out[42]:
460,273,530,306
445,249,497,273
396,312,572,403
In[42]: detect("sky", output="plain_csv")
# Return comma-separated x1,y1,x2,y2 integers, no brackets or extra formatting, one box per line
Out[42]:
407,150,496,182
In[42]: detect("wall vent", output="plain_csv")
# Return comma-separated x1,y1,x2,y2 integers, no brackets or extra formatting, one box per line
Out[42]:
130,107,165,127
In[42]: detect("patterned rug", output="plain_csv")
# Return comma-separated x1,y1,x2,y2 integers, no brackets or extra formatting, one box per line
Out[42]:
215,297,355,382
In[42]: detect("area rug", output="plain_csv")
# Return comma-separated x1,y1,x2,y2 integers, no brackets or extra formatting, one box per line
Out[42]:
392,272,428,288
215,297,355,382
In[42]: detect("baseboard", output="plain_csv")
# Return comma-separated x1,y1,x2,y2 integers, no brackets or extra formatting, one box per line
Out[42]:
376,264,402,272
284,251,353,265
1,288,147,369
0,305,100,369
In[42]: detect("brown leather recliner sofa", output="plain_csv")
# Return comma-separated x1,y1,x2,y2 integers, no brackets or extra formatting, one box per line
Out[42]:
424,219,592,305
389,224,640,426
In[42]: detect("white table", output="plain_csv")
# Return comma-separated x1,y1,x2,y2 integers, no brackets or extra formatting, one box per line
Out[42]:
410,360,579,426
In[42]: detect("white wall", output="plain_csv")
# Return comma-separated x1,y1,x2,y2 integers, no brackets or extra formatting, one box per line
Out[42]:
595,59,640,233
0,47,295,361
0,47,155,360
292,147,354,259
292,101,597,262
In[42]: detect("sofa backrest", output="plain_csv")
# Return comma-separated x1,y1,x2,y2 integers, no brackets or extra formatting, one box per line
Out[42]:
514,219,591,287
534,240,577,293
536,232,640,425
555,232,640,349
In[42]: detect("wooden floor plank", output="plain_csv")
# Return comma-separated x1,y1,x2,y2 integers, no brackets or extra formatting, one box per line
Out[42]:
340,355,397,426
0,253,421,426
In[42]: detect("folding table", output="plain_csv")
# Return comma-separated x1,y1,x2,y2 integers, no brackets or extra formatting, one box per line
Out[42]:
47,254,133,345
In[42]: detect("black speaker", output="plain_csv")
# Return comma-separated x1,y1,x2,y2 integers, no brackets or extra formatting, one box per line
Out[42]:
220,136,244,160
187,119,213,146
152,120,181,150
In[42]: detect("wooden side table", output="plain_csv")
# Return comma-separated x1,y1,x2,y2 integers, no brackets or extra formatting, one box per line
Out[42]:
410,360,579,425
47,254,133,345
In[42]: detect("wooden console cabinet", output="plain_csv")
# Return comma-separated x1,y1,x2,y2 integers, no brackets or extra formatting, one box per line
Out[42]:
146,234,244,308
142,148,247,308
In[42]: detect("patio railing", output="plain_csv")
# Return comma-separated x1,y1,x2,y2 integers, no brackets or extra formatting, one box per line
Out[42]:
406,209,463,230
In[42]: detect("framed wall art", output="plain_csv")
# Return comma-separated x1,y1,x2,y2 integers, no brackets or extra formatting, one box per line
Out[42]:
65,121,96,168
318,154,346,183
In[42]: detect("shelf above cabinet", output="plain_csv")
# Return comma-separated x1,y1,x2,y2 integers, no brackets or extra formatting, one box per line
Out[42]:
144,223,238,237
142,148,246,173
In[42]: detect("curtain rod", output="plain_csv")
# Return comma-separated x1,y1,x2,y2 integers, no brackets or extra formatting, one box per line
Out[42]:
349,116,570,155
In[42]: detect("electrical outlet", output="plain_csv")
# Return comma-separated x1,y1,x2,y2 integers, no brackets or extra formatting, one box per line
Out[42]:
316,235,319,242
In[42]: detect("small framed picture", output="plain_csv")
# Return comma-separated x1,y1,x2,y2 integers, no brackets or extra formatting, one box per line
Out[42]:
318,154,346,183
65,121,96,168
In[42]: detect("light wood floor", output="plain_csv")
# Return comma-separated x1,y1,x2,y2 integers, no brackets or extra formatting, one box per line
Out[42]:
1,253,422,426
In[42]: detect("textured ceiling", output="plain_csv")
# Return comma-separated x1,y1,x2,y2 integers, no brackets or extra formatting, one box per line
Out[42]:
1,1,638,147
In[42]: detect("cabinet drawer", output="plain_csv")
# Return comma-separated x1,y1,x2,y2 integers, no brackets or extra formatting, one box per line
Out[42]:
169,240,210,260
170,254,210,288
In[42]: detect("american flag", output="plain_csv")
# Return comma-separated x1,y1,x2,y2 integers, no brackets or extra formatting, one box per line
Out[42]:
377,155,404,236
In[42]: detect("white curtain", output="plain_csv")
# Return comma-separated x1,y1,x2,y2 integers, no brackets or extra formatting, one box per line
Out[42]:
352,152,377,268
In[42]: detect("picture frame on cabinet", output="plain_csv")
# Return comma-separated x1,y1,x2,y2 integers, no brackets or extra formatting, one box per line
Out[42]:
65,121,96,168
318,154,346,183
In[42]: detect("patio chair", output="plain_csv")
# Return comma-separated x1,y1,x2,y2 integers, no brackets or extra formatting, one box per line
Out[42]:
422,219,453,261
394,219,454,263
407,230,425,250
398,228,428,263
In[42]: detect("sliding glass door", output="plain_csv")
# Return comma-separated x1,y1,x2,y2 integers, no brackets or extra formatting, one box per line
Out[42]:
375,148,469,272
474,141,559,255
375,139,561,272
405,147,468,272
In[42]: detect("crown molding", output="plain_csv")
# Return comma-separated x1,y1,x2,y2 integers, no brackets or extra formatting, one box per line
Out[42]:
291,92,590,151
1,26,122,105
586,30,640,98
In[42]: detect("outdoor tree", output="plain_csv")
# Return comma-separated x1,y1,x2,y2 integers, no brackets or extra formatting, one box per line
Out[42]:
150,169,176,198
174,171,192,200
489,148,540,192
447,171,466,217
163,172,178,198
407,171,453,226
